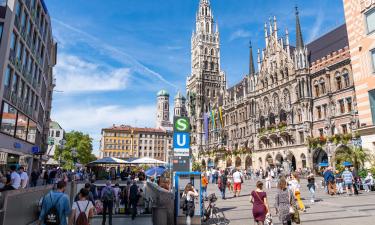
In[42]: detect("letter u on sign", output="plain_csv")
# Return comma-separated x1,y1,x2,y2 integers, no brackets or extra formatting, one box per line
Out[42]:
173,133,190,149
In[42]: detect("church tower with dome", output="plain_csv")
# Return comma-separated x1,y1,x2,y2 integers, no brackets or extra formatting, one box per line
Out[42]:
156,89,173,131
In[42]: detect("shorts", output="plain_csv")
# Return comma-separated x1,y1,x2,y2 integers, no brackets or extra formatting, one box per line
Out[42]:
234,182,241,191
346,183,353,189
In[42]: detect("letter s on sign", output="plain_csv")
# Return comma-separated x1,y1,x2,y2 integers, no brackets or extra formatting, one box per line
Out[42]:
176,118,188,132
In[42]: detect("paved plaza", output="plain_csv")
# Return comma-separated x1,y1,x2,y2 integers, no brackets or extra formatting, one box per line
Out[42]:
208,178,375,225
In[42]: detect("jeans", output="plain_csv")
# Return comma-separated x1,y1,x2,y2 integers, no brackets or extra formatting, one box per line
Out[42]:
102,201,113,225
309,187,315,201
202,186,207,198
220,188,226,199
30,179,38,187
364,183,373,192
265,180,271,189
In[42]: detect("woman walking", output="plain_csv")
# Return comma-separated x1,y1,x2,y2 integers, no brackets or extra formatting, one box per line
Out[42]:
289,172,305,211
182,183,198,225
275,177,297,225
250,181,270,225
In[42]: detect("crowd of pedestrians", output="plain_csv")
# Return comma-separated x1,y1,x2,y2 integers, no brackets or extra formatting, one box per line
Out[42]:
322,166,374,196
36,178,145,225
202,165,375,225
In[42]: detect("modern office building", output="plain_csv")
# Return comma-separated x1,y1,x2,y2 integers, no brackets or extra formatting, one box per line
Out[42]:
343,0,375,154
0,0,57,172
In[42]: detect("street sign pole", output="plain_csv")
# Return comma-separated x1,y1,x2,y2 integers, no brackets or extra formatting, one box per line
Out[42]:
172,117,191,172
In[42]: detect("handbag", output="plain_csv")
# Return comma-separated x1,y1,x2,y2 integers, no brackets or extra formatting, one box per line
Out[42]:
288,191,300,224
288,191,295,214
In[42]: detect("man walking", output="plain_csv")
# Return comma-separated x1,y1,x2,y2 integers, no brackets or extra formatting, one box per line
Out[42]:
101,181,115,225
30,169,40,187
38,181,71,225
129,181,140,220
19,167,29,189
232,169,243,197
10,165,20,189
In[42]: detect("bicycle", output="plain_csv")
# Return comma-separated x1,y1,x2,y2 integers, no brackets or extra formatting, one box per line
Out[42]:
202,193,230,225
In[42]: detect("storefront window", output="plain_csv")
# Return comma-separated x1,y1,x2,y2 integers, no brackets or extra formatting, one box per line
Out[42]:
0,102,17,136
27,119,37,143
15,112,27,140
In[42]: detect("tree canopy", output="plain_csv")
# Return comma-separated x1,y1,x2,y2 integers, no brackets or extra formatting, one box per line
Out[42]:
54,131,96,169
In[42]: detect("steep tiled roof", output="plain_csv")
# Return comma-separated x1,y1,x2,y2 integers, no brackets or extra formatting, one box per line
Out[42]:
307,24,348,63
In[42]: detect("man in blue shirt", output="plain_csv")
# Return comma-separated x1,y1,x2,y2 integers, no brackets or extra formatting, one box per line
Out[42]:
38,181,71,225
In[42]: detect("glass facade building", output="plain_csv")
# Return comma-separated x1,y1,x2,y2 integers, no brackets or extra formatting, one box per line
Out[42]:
0,0,56,172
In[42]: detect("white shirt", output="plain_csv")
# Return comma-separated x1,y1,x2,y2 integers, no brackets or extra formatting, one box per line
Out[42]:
11,171,21,189
20,171,29,188
183,189,198,201
72,200,94,221
113,187,121,200
233,171,243,183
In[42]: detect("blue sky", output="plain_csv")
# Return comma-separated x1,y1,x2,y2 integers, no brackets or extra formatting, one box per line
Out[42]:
46,0,345,155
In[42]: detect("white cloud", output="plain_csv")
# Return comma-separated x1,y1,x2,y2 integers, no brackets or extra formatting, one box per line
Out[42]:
55,54,130,93
52,18,178,90
229,29,251,41
52,104,157,154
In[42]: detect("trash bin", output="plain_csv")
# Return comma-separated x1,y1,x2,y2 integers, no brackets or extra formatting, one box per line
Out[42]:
152,207,167,225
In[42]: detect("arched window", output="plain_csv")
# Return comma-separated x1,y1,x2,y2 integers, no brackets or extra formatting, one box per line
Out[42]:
336,73,342,90
343,70,350,87
319,78,326,94
283,89,291,107
285,67,289,77
314,81,319,97
210,62,214,70
204,47,208,55
211,48,215,56
204,61,208,69
206,22,209,33
297,109,302,122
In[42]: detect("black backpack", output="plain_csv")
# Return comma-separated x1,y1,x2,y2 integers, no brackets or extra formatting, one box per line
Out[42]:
44,193,63,225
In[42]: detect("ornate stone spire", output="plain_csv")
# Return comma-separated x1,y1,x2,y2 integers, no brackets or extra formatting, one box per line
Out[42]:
295,6,304,49
249,41,255,75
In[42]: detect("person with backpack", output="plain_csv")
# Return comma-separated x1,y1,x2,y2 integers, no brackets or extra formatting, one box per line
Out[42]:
69,188,94,225
74,183,95,206
101,181,115,225
38,181,71,225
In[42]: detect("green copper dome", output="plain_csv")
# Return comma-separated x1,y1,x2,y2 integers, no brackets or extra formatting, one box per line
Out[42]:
157,89,169,97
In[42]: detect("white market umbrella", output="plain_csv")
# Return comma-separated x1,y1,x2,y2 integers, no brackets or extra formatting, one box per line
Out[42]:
129,157,166,165
88,157,129,165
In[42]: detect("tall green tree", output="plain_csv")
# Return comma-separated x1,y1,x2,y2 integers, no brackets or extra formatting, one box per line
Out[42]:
54,131,96,169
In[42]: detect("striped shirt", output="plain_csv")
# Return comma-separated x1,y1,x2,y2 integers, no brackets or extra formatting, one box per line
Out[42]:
342,170,353,184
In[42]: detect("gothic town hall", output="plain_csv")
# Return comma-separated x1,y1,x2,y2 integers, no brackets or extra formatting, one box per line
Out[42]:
184,0,358,172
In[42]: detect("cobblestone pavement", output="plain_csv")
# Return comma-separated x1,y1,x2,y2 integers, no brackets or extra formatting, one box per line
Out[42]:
207,178,375,225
